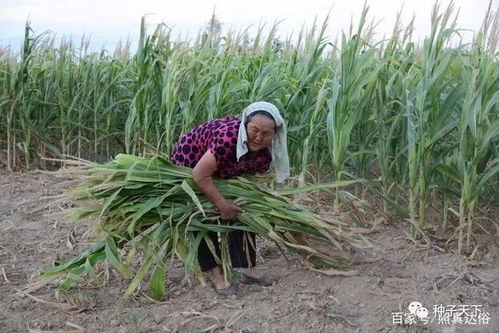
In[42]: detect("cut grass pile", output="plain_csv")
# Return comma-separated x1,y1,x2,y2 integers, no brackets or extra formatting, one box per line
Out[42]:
38,154,370,300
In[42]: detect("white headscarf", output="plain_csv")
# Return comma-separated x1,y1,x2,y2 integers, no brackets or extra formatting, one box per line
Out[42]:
236,101,290,183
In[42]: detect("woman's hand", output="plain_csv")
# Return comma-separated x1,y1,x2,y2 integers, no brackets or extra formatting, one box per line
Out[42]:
217,200,242,220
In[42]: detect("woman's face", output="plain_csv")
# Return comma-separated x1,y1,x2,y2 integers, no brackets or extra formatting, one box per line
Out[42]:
246,115,276,153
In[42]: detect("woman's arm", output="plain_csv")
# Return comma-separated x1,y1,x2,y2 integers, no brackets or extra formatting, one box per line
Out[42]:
192,150,241,220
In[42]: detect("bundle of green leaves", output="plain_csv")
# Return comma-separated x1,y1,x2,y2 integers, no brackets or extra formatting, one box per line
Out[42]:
39,154,369,300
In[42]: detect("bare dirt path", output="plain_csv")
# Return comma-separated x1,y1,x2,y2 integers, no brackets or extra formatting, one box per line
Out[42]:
0,169,498,332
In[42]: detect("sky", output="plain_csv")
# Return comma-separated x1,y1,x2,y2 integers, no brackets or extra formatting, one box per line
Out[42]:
0,0,496,52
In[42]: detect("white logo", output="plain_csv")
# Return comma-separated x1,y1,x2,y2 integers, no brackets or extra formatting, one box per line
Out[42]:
408,301,429,319
416,307,429,319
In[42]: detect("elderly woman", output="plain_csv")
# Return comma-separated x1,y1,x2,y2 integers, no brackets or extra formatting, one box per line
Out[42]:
171,101,289,295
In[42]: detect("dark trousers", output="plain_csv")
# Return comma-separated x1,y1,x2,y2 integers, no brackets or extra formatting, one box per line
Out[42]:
198,231,256,272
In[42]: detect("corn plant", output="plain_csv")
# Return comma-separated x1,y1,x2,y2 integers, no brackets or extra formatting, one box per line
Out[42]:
403,3,463,231
437,24,499,253
326,5,380,190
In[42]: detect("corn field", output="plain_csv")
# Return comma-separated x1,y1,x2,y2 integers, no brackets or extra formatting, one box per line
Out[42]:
1,3,498,254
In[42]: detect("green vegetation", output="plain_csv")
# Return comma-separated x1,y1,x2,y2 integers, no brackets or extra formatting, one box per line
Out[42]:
38,154,368,299
1,3,497,256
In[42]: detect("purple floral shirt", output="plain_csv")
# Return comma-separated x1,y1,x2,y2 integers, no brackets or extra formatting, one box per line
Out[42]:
171,117,272,179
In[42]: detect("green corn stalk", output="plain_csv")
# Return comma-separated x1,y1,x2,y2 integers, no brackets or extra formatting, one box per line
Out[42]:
437,28,499,253
326,4,380,201
284,15,331,174
404,2,462,231
16,21,36,169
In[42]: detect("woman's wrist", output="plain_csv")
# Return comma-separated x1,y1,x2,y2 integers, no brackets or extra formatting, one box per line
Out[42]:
214,198,228,211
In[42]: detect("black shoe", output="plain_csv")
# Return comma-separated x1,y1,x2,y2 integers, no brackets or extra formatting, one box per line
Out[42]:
213,285,237,297
240,273,275,286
